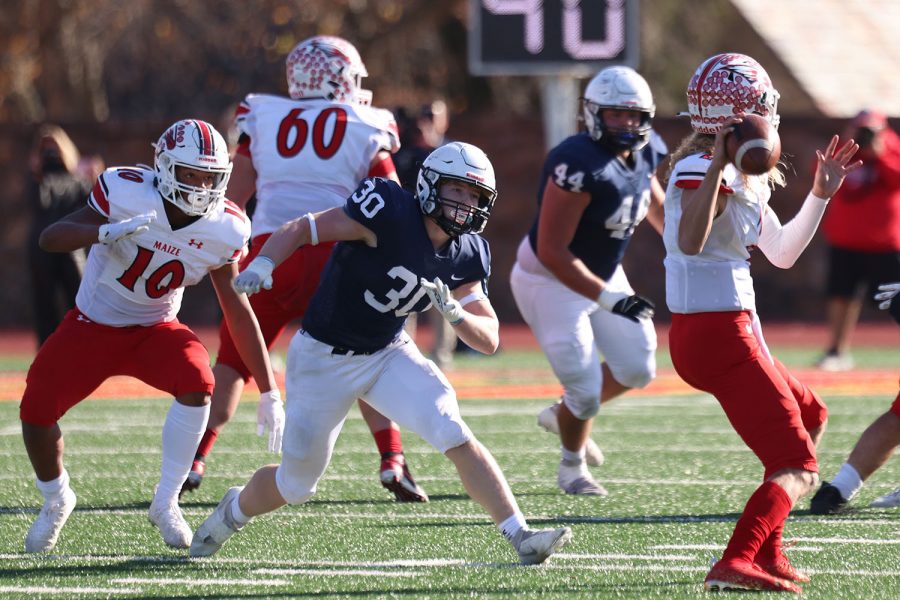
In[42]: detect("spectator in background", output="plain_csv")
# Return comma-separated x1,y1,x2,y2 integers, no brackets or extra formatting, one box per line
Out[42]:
817,109,900,371
810,281,900,513
26,125,96,347
395,100,458,369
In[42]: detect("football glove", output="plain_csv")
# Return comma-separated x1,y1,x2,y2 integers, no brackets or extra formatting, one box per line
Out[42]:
420,277,465,325
875,282,900,325
233,256,275,296
597,288,655,322
98,213,154,244
874,282,900,310
257,389,285,453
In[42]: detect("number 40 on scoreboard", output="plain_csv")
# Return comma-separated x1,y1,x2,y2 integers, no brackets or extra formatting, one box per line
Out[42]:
468,0,639,76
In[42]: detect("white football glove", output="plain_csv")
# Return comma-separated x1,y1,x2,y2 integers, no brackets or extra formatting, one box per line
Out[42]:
233,256,275,295
98,213,155,244
420,277,465,325
875,282,900,310
257,388,285,453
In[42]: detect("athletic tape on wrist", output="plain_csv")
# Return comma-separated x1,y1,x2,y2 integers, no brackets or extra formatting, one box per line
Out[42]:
304,213,319,246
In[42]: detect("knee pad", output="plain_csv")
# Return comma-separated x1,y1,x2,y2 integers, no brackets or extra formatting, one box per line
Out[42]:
275,455,319,505
609,358,656,390
425,417,472,454
562,388,601,420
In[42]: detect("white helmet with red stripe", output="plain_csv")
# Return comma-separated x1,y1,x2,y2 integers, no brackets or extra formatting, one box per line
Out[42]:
153,119,232,216
686,53,780,134
286,35,372,105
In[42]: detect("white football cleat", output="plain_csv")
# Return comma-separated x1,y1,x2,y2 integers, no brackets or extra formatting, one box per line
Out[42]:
870,486,900,508
25,487,77,553
512,526,573,565
537,402,604,466
190,486,245,557
558,462,608,496
149,501,192,549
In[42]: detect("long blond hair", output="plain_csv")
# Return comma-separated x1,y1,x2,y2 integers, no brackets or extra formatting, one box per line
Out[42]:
663,131,786,189
30,124,81,175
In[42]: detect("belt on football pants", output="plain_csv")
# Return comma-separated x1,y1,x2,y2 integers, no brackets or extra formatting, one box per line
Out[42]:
329,345,376,356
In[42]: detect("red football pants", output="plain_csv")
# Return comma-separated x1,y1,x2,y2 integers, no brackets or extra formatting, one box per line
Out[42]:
669,311,826,479
21,309,214,426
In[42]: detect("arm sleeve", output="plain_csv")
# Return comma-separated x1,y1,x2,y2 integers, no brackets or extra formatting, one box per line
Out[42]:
757,193,829,269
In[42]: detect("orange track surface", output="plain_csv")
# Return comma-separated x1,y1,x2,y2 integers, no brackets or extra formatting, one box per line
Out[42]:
1,323,896,402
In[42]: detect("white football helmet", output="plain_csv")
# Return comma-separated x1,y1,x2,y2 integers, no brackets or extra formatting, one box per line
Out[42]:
686,53,780,134
154,119,232,216
416,142,497,236
285,35,372,105
582,66,655,150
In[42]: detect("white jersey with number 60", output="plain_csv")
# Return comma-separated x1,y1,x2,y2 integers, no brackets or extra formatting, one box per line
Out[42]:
235,94,400,236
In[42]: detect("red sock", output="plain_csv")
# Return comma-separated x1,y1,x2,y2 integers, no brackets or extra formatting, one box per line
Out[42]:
373,427,403,457
721,481,793,564
195,429,219,460
756,521,785,564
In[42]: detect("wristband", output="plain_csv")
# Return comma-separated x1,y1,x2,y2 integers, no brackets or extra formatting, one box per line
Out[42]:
304,213,319,246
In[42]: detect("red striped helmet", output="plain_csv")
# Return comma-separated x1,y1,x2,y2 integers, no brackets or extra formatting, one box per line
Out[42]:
686,53,780,134
153,119,232,216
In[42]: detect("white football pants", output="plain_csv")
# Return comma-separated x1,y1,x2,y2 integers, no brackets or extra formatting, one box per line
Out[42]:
510,261,657,420
275,329,473,504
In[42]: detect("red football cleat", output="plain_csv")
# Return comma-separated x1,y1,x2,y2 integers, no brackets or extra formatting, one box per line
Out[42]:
704,560,802,593
757,553,811,583
380,455,428,503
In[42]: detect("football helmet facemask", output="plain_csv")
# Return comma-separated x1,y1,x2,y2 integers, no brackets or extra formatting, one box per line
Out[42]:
286,35,372,105
416,142,497,237
154,119,232,216
582,66,655,151
685,53,780,134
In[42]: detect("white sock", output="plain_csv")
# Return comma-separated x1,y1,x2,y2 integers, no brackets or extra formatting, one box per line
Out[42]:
831,463,863,500
154,401,210,507
231,492,250,526
36,469,70,502
499,511,527,541
561,446,586,467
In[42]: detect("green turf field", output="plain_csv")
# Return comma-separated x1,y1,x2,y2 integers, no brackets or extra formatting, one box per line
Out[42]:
0,347,898,598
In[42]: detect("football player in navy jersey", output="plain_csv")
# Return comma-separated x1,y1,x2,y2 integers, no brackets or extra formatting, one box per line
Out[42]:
190,141,572,565
510,66,664,496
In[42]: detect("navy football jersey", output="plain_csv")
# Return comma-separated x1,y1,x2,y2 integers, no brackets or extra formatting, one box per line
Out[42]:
527,131,667,280
303,178,491,352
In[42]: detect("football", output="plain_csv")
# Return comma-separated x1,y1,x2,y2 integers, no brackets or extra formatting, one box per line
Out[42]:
725,114,781,175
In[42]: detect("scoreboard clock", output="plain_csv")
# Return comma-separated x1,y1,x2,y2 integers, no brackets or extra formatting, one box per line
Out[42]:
469,0,640,76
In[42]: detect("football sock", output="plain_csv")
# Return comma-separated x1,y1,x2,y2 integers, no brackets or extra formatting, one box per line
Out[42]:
561,446,586,467
231,492,251,526
756,521,784,564
721,481,792,564
156,401,210,506
36,468,70,502
195,429,219,460
831,463,863,500
498,511,527,541
373,427,403,457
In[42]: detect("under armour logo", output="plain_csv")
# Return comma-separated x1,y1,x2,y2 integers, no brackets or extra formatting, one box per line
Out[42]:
76,314,92,323
189,239,204,249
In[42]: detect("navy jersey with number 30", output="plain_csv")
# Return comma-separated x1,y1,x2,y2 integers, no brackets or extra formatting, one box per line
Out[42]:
527,131,667,280
303,178,490,352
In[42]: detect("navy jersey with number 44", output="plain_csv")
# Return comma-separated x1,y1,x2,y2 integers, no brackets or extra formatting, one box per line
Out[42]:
527,131,667,280
303,178,491,352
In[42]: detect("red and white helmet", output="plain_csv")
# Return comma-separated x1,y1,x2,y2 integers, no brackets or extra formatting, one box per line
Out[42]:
686,53,780,134
286,35,372,105
153,119,232,216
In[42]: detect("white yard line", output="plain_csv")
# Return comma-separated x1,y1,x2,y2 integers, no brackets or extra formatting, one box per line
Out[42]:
0,585,140,594
651,544,823,553
254,568,422,577
111,577,289,586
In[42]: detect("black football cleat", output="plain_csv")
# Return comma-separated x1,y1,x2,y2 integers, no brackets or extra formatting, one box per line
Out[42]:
809,481,849,515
